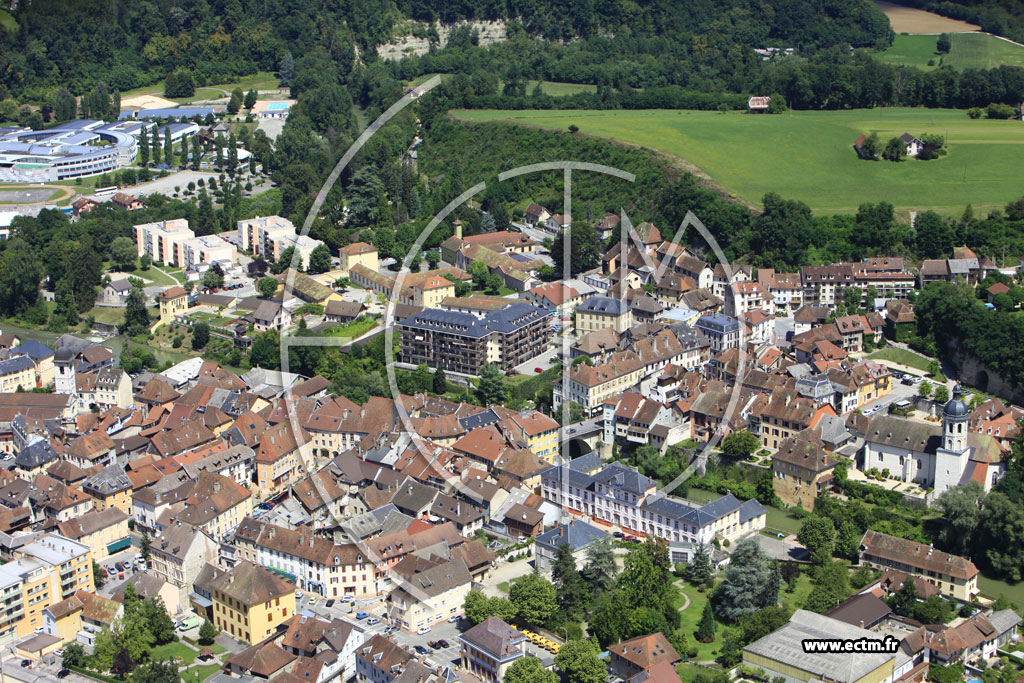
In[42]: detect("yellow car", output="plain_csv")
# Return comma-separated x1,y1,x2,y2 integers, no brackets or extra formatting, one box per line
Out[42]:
549,644,561,654
529,634,545,645
520,629,534,638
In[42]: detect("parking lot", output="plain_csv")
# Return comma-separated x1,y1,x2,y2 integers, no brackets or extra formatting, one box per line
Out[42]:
96,549,145,598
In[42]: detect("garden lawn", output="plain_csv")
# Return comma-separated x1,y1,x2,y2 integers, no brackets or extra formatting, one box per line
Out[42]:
764,505,804,536
150,641,198,666
191,663,224,681
677,580,725,662
780,573,816,612
84,306,127,327
327,317,377,339
978,574,1024,608
453,108,1024,214
867,346,935,373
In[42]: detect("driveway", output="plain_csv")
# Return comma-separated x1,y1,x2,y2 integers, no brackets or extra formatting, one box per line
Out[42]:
751,532,809,562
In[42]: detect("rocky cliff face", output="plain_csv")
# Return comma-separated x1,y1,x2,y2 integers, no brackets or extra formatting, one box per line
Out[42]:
378,20,509,61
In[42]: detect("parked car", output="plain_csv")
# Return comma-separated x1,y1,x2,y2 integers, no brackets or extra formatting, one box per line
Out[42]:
57,670,70,679
355,611,369,620
384,625,399,635
413,645,430,655
20,660,31,668
416,626,432,635
340,595,354,603
901,377,914,385
325,600,335,608
447,615,460,623
118,573,124,579
367,617,380,625
434,639,450,649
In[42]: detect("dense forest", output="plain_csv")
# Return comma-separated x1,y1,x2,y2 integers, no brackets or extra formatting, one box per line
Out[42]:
0,0,890,101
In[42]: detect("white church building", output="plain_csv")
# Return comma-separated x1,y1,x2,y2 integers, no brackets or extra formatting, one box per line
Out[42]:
861,386,1005,498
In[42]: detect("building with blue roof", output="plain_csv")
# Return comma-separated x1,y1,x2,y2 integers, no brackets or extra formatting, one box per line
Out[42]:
695,312,741,352
0,354,38,392
0,120,137,182
11,339,54,361
398,302,552,376
576,295,633,333
119,107,216,121
535,519,608,575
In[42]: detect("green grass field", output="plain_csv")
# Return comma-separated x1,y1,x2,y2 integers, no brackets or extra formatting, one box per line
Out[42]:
454,107,1024,213
945,33,1024,69
122,71,282,103
876,33,1024,71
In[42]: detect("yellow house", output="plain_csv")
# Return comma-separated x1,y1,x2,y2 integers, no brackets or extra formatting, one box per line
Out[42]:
81,464,134,517
558,353,643,418
42,595,83,644
338,241,378,275
158,286,188,325
498,410,560,464
210,561,295,644
411,275,455,309
575,296,633,333
254,422,313,497
852,361,892,409
0,356,39,393
56,507,131,562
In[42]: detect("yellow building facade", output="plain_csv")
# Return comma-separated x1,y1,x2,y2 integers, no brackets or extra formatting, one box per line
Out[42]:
210,561,295,645
0,535,93,644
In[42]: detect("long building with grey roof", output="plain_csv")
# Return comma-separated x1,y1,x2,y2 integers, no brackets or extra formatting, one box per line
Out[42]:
743,610,897,683
541,460,765,563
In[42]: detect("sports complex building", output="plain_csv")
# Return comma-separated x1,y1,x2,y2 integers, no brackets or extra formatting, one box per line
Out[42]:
0,117,199,183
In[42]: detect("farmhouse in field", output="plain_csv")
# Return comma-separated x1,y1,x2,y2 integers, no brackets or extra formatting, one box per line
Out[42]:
747,96,771,113
898,132,924,157
853,134,872,159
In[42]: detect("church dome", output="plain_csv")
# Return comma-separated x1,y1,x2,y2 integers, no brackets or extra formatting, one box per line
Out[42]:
943,384,969,418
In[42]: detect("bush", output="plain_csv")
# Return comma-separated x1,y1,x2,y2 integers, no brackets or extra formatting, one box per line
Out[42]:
967,107,983,119
986,102,1015,119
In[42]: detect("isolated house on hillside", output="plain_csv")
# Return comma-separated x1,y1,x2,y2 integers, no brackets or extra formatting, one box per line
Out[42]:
747,96,770,113
898,133,924,157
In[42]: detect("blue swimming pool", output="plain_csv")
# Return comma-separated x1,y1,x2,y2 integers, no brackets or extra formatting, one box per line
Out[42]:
266,101,289,110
